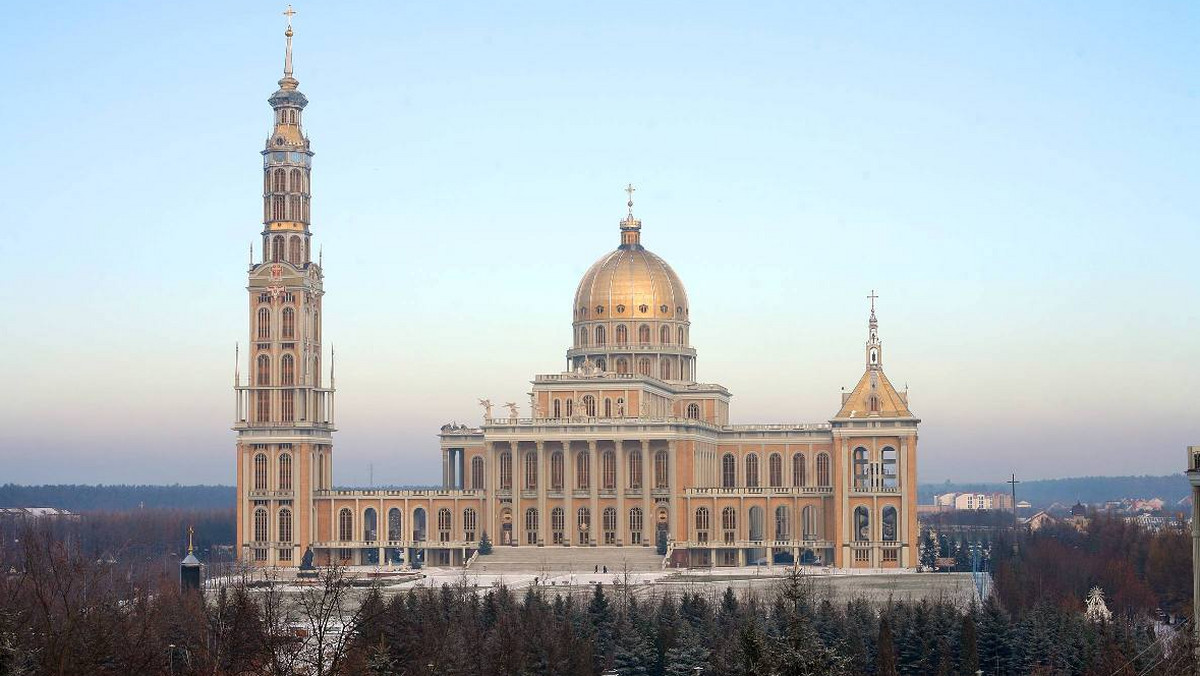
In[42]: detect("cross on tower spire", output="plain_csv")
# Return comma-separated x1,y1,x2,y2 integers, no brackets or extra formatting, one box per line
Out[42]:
282,5,296,80
625,183,636,217
618,183,643,249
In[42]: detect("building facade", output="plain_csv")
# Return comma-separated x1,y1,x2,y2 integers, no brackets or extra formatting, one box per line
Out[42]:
235,24,921,570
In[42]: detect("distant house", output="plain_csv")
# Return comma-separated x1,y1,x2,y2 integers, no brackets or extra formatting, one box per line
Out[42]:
0,507,80,521
1024,510,1058,532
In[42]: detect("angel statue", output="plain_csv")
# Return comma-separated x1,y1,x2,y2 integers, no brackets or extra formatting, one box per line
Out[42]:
477,398,493,421
505,402,519,419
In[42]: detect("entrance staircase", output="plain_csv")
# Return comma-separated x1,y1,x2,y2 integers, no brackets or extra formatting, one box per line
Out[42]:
469,545,664,574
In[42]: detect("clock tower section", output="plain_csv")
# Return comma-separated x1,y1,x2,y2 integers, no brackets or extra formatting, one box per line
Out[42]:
234,15,335,566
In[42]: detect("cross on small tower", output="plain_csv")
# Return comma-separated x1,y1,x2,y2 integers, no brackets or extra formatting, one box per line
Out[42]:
283,4,296,27
867,289,879,314
625,183,636,215
187,525,195,554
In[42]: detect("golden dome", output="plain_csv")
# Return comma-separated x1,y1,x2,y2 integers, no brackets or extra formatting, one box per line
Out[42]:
573,218,689,323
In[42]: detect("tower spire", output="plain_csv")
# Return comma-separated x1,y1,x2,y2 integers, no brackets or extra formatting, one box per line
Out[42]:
282,5,296,84
619,183,643,250
866,290,882,369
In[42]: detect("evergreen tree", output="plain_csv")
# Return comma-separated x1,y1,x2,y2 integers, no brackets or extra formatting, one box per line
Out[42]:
663,621,710,676
477,530,493,555
958,605,979,676
977,596,1011,676
920,528,938,569
876,616,898,676
612,617,656,676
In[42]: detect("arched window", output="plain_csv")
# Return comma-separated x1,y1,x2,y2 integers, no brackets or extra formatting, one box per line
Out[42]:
576,451,590,489
254,507,268,542
577,507,591,545
748,506,764,541
628,449,642,489
387,508,402,541
660,360,672,380
678,327,685,345
745,454,759,488
660,325,671,344
578,327,587,347
695,506,711,531
550,451,564,490
582,395,596,417
596,358,606,372
525,450,538,490
882,506,898,542
629,507,644,542
253,453,268,490
499,451,512,490
287,195,299,221
602,507,617,544
722,507,737,531
314,310,320,342
638,358,651,376
525,508,539,544
281,354,295,385
288,236,302,263
769,453,783,487
290,168,302,193
278,453,292,490
281,390,293,422
412,508,427,541
616,358,629,374
278,508,292,543
686,403,700,420
604,398,612,417
615,324,628,345
802,506,818,539
463,508,477,541
565,399,573,417
882,447,898,489
602,450,616,490
869,395,880,413
551,507,565,543
437,508,452,537
792,454,806,487
272,234,284,261
774,506,790,540
363,508,378,541
257,354,271,385
817,453,831,487
654,450,669,488
853,447,869,490
595,325,606,346
257,307,270,339
282,308,295,339
471,457,484,489
721,454,736,488
552,399,561,418
272,196,285,222
273,168,285,192
338,508,353,542
854,507,869,542
638,324,651,344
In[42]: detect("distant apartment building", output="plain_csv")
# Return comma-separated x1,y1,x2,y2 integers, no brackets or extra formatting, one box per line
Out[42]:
933,492,1014,511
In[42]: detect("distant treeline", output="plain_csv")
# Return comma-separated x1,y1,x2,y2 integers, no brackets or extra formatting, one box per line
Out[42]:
4,475,1191,512
918,474,1191,509
0,484,235,511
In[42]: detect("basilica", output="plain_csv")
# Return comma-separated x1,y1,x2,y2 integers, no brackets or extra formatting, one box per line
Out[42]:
235,20,920,570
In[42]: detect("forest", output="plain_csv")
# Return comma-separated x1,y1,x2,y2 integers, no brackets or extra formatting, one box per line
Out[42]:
0,511,1194,676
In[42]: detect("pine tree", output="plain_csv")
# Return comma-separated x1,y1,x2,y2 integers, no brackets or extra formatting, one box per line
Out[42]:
663,621,710,676
977,596,1011,676
958,605,979,676
478,530,493,555
876,616,898,676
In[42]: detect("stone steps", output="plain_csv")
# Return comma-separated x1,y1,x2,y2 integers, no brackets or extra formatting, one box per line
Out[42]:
471,545,664,573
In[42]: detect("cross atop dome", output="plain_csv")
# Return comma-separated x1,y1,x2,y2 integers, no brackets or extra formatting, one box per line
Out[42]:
619,183,643,249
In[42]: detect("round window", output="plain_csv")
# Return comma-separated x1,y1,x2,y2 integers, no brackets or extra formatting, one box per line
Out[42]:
660,304,668,313
638,304,648,313
616,304,625,313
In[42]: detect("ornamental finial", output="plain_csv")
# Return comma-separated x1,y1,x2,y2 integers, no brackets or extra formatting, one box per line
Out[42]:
282,5,296,81
619,183,642,249
625,183,636,218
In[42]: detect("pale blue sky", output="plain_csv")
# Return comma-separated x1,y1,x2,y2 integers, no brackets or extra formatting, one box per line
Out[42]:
0,2,1196,486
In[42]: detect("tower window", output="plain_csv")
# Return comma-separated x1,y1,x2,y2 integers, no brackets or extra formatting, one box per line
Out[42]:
615,324,628,345
660,326,671,344
525,450,538,490
256,354,271,385
638,324,651,344
289,236,302,264
253,453,268,490
271,235,284,261
278,453,292,491
257,307,271,339
282,308,295,340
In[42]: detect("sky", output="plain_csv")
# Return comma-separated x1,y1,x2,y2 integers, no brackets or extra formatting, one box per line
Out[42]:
0,1,1196,486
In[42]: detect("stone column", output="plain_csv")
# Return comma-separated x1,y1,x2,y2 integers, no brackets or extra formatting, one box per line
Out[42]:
537,441,547,546
588,440,599,546
667,441,677,542
513,441,522,546
615,440,625,545
641,440,652,546
565,442,574,546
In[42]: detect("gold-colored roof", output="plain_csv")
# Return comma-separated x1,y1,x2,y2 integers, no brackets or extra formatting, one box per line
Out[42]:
573,246,688,322
834,368,913,419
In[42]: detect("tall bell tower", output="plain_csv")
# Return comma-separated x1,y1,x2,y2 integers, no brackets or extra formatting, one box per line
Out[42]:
234,7,335,567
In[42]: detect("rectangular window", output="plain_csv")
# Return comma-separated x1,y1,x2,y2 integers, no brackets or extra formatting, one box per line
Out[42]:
882,548,898,563
254,548,268,562
854,549,870,563
279,548,292,561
